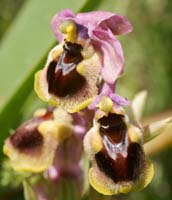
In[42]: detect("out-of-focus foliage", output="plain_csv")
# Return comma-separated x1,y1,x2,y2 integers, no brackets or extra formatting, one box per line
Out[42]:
118,0,172,115
0,0,24,40
0,0,172,200
1,159,31,188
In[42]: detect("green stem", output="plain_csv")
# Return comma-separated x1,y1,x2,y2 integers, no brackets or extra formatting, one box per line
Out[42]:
57,178,81,200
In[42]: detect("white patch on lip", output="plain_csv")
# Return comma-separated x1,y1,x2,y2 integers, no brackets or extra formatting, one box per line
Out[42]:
102,134,129,160
101,124,109,129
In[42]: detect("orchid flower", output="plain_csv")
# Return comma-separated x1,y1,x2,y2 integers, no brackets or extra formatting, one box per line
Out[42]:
35,9,132,112
3,107,75,172
3,106,88,199
84,91,172,195
3,9,172,200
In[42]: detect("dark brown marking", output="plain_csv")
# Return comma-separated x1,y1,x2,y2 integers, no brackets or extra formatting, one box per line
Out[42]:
10,108,54,152
98,113,126,144
127,142,145,180
47,42,86,97
95,142,145,183
10,119,43,152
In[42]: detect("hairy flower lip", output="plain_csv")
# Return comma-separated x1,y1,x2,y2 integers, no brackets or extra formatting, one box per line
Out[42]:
46,42,86,98
95,142,145,183
35,41,102,112
3,108,75,172
46,41,86,98
84,109,154,195
10,109,54,152
10,119,43,153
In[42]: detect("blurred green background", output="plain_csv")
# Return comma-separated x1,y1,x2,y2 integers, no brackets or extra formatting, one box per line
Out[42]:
0,0,172,199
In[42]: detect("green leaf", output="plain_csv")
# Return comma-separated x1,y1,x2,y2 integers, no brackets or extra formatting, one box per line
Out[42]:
23,180,38,200
88,0,130,13
57,178,80,200
82,153,90,195
1,159,31,188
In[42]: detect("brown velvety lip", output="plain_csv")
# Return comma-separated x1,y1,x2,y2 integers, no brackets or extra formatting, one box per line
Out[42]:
96,113,145,183
10,119,43,152
10,109,53,152
95,142,145,183
47,41,86,98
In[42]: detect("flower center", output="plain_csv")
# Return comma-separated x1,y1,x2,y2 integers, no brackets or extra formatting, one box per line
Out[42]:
47,42,86,97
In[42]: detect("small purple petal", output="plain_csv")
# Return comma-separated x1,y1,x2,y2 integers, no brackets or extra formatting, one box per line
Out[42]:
92,29,124,83
110,93,130,106
77,11,116,27
51,9,133,42
77,11,133,35
99,14,133,35
76,23,89,39
100,82,115,96
89,82,130,109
